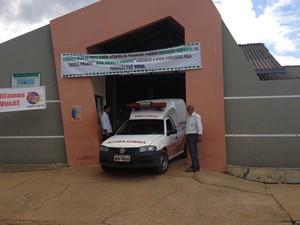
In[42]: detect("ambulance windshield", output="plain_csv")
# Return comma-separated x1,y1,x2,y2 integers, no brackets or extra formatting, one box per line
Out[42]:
116,119,164,135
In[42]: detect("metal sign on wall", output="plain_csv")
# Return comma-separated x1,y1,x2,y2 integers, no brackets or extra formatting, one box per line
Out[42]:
11,72,41,88
61,42,201,78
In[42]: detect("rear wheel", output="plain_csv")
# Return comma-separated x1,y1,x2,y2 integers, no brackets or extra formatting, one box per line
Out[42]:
155,152,169,174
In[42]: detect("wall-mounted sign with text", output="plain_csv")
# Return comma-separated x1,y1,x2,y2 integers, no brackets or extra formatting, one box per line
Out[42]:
0,86,46,113
11,72,41,88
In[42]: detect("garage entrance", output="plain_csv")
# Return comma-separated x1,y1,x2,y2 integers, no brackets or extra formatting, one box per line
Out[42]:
88,17,185,130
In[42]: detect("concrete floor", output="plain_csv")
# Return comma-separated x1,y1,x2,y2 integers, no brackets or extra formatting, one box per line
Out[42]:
0,159,299,225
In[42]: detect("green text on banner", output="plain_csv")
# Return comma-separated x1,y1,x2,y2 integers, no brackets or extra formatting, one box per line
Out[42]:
61,42,201,78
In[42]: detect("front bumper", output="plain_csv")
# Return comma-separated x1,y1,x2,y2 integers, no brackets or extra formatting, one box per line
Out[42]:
99,148,162,169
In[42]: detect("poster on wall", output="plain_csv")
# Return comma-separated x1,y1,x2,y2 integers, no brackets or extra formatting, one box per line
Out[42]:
0,86,46,113
71,105,82,121
61,42,201,78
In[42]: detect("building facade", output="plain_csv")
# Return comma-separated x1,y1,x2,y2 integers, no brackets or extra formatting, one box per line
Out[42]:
1,0,299,178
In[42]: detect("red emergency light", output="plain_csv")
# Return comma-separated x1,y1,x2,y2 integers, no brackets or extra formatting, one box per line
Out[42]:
150,102,167,108
127,103,140,109
127,101,167,110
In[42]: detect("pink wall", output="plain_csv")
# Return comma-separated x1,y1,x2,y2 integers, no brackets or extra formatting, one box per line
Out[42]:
50,0,226,171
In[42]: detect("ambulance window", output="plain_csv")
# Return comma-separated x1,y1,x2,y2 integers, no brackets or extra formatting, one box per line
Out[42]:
117,119,164,135
166,119,176,134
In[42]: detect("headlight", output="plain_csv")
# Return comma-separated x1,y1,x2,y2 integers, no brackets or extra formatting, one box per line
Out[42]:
100,145,109,152
139,146,157,152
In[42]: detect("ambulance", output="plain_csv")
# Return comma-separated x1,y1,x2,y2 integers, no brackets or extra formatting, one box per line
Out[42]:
99,99,186,174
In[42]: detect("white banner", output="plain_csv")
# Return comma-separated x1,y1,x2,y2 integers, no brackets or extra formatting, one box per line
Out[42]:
61,42,201,78
0,86,46,112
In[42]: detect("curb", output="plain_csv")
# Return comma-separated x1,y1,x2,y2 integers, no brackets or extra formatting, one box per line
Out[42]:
227,165,300,184
0,163,68,173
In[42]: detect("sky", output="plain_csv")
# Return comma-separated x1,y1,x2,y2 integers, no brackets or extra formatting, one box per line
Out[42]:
0,0,299,66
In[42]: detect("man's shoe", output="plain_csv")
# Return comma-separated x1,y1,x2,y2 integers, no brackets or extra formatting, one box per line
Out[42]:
185,167,197,172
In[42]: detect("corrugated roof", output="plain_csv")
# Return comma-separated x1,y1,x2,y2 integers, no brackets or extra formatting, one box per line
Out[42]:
239,43,300,81
239,43,282,70
285,66,300,79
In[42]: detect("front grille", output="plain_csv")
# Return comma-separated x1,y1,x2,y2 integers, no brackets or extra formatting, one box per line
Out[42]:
110,148,138,154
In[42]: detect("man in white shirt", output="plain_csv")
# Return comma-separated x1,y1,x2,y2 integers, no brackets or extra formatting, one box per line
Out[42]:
101,105,113,141
185,105,203,172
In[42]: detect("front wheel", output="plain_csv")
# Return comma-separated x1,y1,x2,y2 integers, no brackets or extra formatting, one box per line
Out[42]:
155,152,169,174
101,165,115,172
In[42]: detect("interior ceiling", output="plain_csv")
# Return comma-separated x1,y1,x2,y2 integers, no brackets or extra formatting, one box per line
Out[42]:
88,17,184,54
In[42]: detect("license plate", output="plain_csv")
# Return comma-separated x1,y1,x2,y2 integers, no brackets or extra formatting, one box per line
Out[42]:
114,155,130,162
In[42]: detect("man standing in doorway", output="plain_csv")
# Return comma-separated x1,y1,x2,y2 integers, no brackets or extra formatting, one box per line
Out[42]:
185,105,203,172
101,105,113,141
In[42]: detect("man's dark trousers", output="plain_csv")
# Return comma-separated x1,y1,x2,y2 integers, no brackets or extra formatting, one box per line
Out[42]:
187,134,200,170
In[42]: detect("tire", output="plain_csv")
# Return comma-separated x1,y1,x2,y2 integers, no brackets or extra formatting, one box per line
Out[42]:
155,152,169,174
101,165,115,172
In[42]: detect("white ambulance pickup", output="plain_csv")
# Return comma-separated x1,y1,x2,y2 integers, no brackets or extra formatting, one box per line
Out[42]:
99,99,186,174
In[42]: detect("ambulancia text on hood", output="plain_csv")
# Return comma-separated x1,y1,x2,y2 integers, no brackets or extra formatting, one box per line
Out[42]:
102,135,162,148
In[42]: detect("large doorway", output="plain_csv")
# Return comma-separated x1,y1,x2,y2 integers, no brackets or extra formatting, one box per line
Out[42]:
114,72,185,128
88,17,185,130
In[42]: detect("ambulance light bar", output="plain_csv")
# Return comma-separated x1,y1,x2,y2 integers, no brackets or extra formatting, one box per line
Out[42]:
127,102,167,110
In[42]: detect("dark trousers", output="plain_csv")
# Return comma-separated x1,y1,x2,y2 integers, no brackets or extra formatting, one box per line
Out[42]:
187,134,200,169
